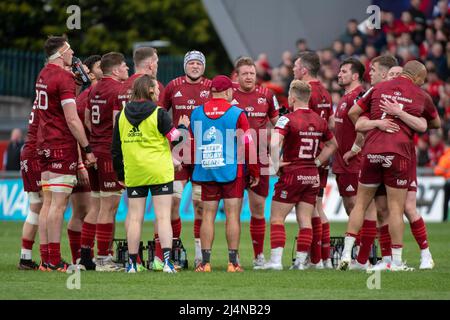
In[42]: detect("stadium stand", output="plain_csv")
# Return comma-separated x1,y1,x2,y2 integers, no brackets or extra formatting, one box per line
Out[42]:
254,0,449,169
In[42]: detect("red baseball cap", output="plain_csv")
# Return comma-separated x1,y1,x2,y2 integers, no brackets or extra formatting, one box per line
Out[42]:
211,75,233,92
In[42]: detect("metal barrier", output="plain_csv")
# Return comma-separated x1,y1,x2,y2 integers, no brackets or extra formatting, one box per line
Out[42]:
0,49,184,98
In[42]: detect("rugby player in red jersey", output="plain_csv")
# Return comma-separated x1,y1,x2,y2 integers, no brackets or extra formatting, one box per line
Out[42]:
339,61,434,271
116,46,163,271
334,58,366,213
231,56,279,269
162,50,211,267
117,47,164,111
79,52,128,271
333,58,378,267
292,51,334,268
17,100,42,270
346,55,398,268
387,66,403,79
365,66,440,270
67,55,102,265
346,57,440,270
36,37,96,272
263,80,337,270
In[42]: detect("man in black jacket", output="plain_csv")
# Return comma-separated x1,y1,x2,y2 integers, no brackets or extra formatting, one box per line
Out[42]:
3,128,24,171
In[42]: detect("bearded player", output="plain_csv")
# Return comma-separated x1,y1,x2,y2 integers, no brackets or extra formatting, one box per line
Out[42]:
293,51,334,268
231,56,279,269
79,52,128,271
36,36,96,272
162,50,211,268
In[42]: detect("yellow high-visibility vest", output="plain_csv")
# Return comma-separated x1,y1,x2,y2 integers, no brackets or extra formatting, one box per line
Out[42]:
118,107,174,187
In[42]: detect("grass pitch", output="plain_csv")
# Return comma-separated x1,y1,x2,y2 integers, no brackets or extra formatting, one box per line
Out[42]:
0,221,449,300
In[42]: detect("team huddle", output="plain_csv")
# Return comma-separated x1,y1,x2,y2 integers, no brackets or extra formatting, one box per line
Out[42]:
17,36,438,274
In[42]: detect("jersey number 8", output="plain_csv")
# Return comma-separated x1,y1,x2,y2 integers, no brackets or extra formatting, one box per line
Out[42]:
91,105,100,124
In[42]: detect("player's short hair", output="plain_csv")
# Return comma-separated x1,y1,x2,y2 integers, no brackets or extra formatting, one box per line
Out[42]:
133,47,157,67
100,52,125,75
289,80,311,103
371,55,398,71
234,56,256,73
44,36,67,58
83,55,101,72
297,51,320,77
131,74,157,102
340,57,365,80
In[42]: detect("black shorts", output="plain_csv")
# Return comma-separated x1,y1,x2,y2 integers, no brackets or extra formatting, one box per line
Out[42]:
127,182,173,198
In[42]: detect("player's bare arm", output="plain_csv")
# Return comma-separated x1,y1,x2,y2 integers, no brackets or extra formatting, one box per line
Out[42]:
380,98,427,133
315,137,338,167
112,110,120,128
76,145,89,186
244,131,260,187
63,102,96,166
327,115,336,132
355,116,400,133
269,130,286,175
343,132,364,165
348,103,364,125
84,108,92,132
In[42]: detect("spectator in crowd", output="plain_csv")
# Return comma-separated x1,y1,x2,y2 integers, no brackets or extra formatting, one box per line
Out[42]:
432,17,447,39
341,42,357,61
361,44,378,81
3,128,24,171
382,11,396,35
255,53,272,84
439,78,450,118
330,91,342,113
417,136,430,167
434,141,450,222
365,44,378,61
286,3,450,174
296,38,309,53
420,27,436,60
386,32,398,56
429,130,446,166
340,19,364,44
428,42,449,80
433,0,450,30
320,48,340,75
394,11,417,37
332,40,345,60
264,67,289,110
446,42,450,69
279,50,293,68
435,28,448,44
424,65,445,105
353,35,365,55
397,32,419,62
409,0,427,28
365,25,387,51
278,63,294,96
